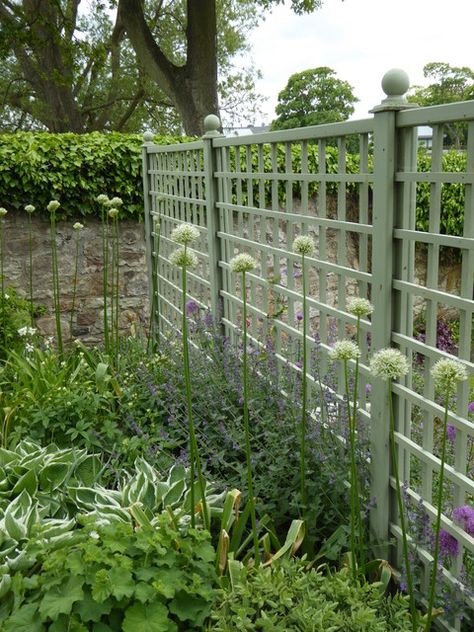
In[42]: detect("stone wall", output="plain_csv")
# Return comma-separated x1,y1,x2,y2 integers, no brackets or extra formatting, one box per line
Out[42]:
2,214,149,345
0,211,462,346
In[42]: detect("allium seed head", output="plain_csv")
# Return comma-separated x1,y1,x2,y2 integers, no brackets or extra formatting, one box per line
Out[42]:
347,297,374,318
108,208,119,220
73,222,83,230
96,194,109,204
47,200,60,213
369,348,409,381
431,358,468,394
0,207,7,217
169,247,198,268
292,235,315,256
329,340,361,361
25,204,35,214
171,223,200,245
229,253,257,273
109,197,123,207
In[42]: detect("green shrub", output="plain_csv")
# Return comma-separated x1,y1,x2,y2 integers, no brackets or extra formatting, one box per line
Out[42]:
0,132,191,220
1,515,218,631
209,560,418,631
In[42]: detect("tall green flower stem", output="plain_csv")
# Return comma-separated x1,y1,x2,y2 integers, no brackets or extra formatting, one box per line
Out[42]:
96,195,110,355
170,224,209,532
108,209,120,359
148,213,161,352
230,253,259,566
425,358,468,632
47,201,63,356
292,235,316,512
0,208,7,349
70,223,83,344
25,205,35,326
369,348,415,630
330,340,362,583
346,297,374,573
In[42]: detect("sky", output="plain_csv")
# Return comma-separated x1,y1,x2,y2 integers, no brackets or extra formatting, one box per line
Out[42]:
245,0,474,125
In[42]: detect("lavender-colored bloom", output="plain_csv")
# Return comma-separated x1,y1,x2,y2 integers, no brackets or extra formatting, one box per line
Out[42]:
453,505,474,536
365,383,372,396
439,529,460,558
468,401,474,414
296,311,303,322
447,424,456,443
185,300,199,316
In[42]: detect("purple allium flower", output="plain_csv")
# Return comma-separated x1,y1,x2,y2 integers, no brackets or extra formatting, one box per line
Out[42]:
468,401,474,414
293,269,303,279
447,424,456,443
295,361,302,369
453,505,474,536
365,383,372,396
439,529,460,558
296,311,303,322
185,300,199,316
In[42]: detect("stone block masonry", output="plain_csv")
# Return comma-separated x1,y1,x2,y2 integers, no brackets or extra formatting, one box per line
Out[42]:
2,213,149,345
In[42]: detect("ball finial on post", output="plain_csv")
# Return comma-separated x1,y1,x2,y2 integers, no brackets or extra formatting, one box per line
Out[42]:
143,131,154,143
371,68,416,112
203,114,221,137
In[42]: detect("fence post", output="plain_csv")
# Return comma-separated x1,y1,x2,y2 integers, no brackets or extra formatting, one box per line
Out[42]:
202,114,224,318
369,69,415,558
142,131,159,340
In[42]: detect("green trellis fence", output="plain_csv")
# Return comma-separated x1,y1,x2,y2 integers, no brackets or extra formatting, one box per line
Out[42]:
142,70,474,630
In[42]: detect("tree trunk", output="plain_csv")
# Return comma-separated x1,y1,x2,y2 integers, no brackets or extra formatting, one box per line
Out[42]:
118,0,219,135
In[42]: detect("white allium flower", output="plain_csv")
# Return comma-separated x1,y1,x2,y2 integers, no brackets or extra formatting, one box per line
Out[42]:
25,204,35,214
47,200,60,213
73,222,83,230
229,253,257,273
347,297,374,318
96,194,109,204
370,348,409,381
0,207,7,217
329,340,361,361
169,247,198,268
108,208,119,219
109,197,123,207
292,235,315,256
170,223,200,245
431,358,468,394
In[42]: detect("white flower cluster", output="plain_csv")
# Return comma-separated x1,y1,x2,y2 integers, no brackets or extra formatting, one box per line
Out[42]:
229,253,257,273
96,194,109,205
171,223,200,245
347,297,374,318
370,348,409,381
169,247,198,268
108,208,119,220
292,235,315,256
25,205,35,214
47,200,60,213
0,207,7,217
73,222,83,230
431,358,468,394
329,340,361,361
18,326,36,337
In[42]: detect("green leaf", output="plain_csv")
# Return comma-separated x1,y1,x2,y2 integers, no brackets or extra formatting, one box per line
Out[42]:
39,462,71,491
3,604,45,631
169,592,211,626
39,575,84,620
11,469,37,496
74,588,113,622
109,567,135,600
122,602,176,632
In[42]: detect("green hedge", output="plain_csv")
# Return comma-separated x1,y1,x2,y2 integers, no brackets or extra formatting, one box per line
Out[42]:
0,132,189,220
0,133,466,237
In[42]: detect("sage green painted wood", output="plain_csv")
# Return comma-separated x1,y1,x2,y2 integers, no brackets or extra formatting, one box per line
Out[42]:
142,133,158,336
203,117,224,318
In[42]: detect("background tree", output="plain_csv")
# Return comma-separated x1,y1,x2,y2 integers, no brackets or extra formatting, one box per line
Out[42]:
0,0,324,135
408,62,474,148
271,66,358,131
